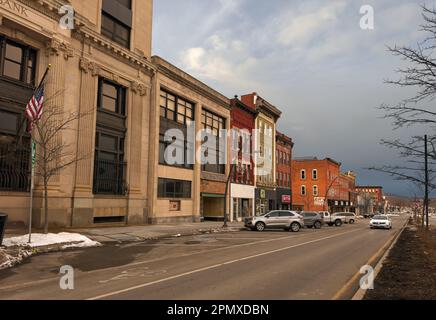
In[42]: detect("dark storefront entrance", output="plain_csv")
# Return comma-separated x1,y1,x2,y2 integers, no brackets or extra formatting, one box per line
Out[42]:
255,188,276,215
276,187,291,210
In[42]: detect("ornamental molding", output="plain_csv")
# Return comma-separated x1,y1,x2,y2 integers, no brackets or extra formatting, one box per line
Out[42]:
131,81,147,96
46,38,73,60
79,58,100,77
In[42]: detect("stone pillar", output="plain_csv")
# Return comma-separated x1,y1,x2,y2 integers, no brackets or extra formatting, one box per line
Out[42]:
71,57,99,227
127,81,148,224
193,102,202,222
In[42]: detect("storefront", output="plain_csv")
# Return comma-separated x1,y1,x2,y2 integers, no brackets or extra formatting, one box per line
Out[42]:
231,184,255,221
255,188,276,215
276,188,292,210
328,199,351,213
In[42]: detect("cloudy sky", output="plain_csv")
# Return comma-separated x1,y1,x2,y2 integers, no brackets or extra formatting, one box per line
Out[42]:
152,0,432,196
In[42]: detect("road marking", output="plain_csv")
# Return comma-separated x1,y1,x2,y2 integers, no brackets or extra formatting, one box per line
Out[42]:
331,217,410,300
87,228,361,300
0,225,363,293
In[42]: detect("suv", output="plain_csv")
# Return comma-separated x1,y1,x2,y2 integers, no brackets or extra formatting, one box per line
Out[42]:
245,211,305,232
332,212,356,224
319,211,343,227
301,212,324,229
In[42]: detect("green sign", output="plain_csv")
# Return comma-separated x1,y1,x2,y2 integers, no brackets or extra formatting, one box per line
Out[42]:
260,189,266,199
31,141,36,166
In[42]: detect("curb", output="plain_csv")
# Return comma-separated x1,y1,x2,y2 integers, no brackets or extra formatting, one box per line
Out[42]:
86,226,247,243
332,217,410,300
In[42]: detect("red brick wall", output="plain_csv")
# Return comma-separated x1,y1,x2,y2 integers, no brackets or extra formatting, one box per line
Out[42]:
292,159,341,211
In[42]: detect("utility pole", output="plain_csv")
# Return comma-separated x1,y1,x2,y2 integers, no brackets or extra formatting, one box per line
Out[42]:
424,135,429,230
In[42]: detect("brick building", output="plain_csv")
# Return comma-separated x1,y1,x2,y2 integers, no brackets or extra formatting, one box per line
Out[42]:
356,186,385,215
291,157,355,213
275,131,293,210
229,96,256,221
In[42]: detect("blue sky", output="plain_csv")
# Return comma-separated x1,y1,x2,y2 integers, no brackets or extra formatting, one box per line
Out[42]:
152,0,432,196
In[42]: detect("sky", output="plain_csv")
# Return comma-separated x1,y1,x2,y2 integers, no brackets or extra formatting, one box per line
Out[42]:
152,0,433,196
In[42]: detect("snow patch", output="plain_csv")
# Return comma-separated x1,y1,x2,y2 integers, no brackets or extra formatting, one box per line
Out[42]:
2,233,101,249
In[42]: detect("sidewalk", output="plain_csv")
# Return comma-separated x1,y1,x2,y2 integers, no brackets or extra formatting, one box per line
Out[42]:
69,221,246,243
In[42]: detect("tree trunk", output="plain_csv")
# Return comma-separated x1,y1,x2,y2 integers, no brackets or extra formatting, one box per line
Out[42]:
44,178,49,234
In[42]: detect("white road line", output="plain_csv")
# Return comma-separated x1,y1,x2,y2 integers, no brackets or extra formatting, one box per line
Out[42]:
0,226,362,292
87,228,361,300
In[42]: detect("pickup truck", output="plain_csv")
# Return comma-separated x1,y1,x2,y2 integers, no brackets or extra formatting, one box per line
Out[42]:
319,212,343,227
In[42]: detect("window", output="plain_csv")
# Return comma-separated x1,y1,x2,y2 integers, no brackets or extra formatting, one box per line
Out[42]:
313,169,318,180
301,169,306,180
93,78,127,195
158,178,192,199
160,91,194,125
98,79,126,115
0,37,37,85
159,133,193,169
313,185,319,196
301,185,306,196
201,109,225,174
280,211,295,217
101,0,132,48
267,211,279,218
0,109,30,192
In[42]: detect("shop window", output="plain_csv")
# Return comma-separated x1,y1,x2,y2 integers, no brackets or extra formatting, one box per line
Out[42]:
158,178,192,199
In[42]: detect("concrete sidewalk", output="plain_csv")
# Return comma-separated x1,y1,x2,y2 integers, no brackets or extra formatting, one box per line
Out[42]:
69,221,246,243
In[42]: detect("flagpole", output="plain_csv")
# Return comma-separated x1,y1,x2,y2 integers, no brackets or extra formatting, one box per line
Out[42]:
27,64,51,244
28,138,35,244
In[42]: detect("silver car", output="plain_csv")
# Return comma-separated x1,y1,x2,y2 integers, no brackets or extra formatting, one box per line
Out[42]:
245,210,305,232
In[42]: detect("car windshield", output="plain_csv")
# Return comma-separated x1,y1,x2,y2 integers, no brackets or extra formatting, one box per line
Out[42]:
373,215,388,220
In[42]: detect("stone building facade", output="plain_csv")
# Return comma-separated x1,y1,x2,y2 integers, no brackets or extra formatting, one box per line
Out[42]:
1,0,155,228
148,56,230,224
241,93,281,215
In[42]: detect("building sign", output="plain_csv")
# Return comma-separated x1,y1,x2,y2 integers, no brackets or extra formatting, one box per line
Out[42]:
260,189,266,199
282,195,291,204
314,197,325,206
0,0,29,17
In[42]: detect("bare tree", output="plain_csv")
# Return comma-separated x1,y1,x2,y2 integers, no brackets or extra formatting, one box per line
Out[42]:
369,5,436,215
32,91,90,234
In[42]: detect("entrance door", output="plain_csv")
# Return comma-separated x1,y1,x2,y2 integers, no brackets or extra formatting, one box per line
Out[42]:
242,199,249,218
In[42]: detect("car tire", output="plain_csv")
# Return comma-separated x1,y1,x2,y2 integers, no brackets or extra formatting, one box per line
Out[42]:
314,221,322,229
255,222,266,232
290,222,301,232
335,220,342,227
349,219,355,224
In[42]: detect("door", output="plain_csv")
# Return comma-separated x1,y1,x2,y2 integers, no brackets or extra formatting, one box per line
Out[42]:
242,199,249,218
265,211,280,227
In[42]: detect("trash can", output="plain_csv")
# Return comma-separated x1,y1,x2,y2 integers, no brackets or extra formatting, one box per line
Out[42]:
0,213,8,247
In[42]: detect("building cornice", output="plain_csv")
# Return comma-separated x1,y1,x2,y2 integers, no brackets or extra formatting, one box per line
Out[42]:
152,56,230,111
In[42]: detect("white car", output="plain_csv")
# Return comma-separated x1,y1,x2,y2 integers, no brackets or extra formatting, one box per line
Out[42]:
370,215,392,230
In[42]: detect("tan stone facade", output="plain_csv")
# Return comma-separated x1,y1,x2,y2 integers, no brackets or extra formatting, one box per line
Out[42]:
149,56,230,224
0,0,155,227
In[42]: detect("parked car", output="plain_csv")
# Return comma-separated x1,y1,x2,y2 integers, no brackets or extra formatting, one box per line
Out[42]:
362,212,375,219
370,215,393,230
245,211,305,232
332,212,357,224
319,211,343,227
301,212,325,229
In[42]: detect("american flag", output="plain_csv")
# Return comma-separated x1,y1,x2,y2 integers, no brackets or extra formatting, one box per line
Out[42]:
25,83,45,133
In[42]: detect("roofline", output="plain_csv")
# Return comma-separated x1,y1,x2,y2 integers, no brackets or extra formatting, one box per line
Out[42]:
152,56,230,110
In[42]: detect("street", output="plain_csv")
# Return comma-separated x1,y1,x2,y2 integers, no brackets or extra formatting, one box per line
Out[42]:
0,216,408,300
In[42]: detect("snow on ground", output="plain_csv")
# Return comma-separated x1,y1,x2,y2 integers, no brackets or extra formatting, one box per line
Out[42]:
2,232,101,249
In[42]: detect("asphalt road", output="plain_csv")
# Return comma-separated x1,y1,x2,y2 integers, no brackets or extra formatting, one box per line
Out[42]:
0,216,408,300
